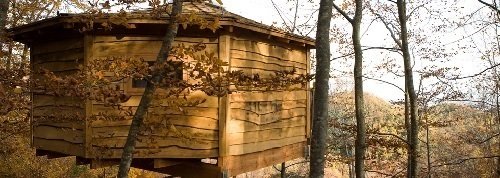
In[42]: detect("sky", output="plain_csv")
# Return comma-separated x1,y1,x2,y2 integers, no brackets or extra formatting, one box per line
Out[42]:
100,0,493,102
217,0,492,102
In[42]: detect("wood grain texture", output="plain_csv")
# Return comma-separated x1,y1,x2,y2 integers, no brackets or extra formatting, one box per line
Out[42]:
228,136,305,155
229,99,306,111
33,138,85,157
230,91,307,102
93,37,218,58
230,107,306,125
221,141,306,177
33,95,83,108
227,115,306,134
35,122,84,130
230,53,306,71
33,125,84,144
31,37,83,55
91,106,218,119
227,126,305,145
93,147,218,159
33,106,84,118
92,137,218,149
117,91,218,108
32,48,84,63
92,125,218,141
91,115,218,130
231,39,306,64
230,50,307,67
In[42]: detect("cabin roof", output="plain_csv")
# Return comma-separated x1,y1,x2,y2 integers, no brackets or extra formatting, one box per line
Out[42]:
10,2,315,47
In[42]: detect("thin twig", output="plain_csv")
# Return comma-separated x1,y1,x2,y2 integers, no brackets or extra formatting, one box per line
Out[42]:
451,63,500,80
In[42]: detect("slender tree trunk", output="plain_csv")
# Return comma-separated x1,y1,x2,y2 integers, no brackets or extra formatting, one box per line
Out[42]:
404,90,412,178
397,1,419,177
281,162,286,178
0,0,8,32
0,0,9,54
424,109,431,178
352,0,365,177
117,1,183,177
309,0,333,176
495,85,500,177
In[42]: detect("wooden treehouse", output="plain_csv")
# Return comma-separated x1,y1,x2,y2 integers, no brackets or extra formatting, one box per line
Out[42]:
11,3,314,177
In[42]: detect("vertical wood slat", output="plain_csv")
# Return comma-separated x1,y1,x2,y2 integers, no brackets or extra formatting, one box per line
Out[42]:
84,34,94,158
306,47,311,139
30,47,34,147
218,31,232,171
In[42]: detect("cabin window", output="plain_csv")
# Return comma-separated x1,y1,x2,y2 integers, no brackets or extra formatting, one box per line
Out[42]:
132,61,183,88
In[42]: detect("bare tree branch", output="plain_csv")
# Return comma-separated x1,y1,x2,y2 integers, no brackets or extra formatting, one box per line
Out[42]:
270,0,294,32
363,75,405,93
478,132,500,144
433,155,500,168
477,0,500,14
331,46,401,61
332,2,353,23
369,7,403,48
451,63,500,80
371,132,408,144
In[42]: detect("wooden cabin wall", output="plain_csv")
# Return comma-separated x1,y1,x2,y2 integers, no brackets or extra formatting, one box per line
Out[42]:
225,33,309,156
87,35,220,158
31,37,86,157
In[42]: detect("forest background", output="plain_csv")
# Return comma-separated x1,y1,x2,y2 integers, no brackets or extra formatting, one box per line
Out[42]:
1,0,499,177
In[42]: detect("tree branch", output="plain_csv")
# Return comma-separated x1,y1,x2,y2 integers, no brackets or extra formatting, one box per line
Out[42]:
363,75,405,93
331,46,401,61
451,63,500,80
478,132,500,144
371,132,408,145
477,0,500,14
270,0,294,32
369,7,403,49
332,2,353,24
433,155,500,168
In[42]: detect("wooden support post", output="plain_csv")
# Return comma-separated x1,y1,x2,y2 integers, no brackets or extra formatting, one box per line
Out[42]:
83,34,94,158
218,29,232,176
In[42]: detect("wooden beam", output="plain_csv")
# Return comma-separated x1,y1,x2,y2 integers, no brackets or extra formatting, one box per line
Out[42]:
90,159,120,169
155,162,223,178
218,32,232,173
154,159,182,168
222,142,306,177
35,149,70,159
306,47,311,140
83,34,94,158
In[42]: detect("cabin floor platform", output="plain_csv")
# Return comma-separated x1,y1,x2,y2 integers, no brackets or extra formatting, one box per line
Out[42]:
35,142,307,178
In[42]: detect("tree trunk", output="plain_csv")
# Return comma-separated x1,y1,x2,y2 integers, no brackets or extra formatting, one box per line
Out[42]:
117,1,183,177
281,162,286,178
0,0,9,53
309,0,333,177
397,0,419,177
352,0,365,177
404,90,412,178
0,0,8,32
495,85,500,177
424,108,431,178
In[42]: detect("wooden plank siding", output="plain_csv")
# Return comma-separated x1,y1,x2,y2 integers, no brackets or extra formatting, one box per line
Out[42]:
226,35,309,156
87,35,220,158
31,37,86,157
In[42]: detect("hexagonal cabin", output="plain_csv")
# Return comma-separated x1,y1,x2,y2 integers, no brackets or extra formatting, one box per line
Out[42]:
11,2,314,177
